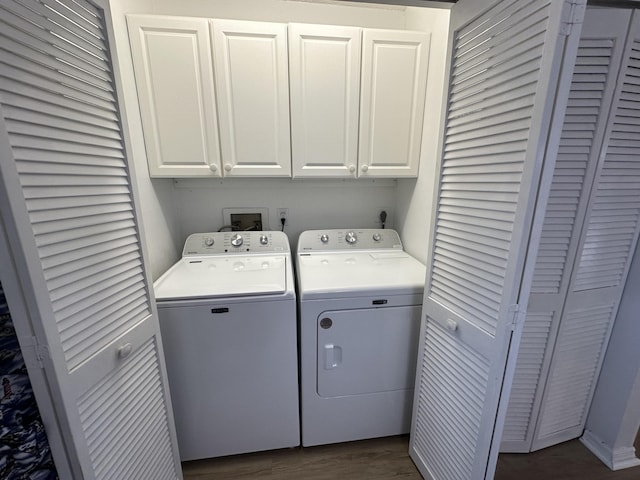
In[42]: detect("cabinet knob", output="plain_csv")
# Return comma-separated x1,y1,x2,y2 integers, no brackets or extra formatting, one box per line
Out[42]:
349,165,356,173
209,163,218,172
446,319,458,332
118,342,133,359
361,164,369,172
224,163,232,172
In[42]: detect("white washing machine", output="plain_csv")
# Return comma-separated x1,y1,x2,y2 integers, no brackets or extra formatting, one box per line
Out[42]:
296,229,426,447
154,231,299,461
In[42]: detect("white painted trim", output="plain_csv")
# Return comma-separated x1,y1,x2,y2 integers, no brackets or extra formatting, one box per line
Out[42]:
581,430,640,471
172,177,397,189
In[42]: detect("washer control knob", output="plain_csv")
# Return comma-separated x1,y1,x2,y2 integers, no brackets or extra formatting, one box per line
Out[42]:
345,231,357,244
372,233,381,242
230,233,243,247
204,237,214,247
259,235,268,245
320,234,329,244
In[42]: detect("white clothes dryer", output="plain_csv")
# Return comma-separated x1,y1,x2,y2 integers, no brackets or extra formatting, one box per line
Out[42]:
154,231,299,461
296,229,426,446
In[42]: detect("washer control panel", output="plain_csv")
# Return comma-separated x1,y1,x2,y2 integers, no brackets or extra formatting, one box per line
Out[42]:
298,229,403,252
182,231,289,256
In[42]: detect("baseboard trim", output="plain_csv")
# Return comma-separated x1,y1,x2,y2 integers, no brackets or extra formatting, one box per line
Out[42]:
581,430,640,471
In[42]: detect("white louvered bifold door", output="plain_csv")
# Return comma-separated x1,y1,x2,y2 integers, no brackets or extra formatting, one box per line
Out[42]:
533,10,640,451
501,8,630,453
0,0,182,478
408,1,584,479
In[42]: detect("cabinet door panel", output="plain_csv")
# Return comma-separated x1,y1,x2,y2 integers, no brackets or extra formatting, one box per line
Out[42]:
289,24,361,178
359,29,429,178
212,20,291,177
127,15,221,177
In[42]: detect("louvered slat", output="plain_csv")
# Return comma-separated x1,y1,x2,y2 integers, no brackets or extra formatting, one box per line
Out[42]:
78,340,176,480
0,35,113,91
413,321,490,480
532,39,613,293
430,0,549,336
0,0,109,65
574,40,640,291
537,305,615,438
502,312,554,443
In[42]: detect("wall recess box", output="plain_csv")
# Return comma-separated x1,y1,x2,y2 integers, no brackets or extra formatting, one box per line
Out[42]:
222,207,269,231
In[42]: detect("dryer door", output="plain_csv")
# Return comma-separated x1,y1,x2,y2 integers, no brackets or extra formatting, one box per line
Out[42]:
317,306,421,397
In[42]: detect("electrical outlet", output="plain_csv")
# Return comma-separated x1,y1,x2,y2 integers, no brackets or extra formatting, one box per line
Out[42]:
277,208,288,227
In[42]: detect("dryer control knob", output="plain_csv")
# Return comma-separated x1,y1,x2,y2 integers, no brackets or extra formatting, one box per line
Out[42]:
372,233,381,242
230,233,243,247
320,234,329,243
259,235,268,245
204,237,214,247
345,231,357,244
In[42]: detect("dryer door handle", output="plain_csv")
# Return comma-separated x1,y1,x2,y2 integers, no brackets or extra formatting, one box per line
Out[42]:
324,344,342,370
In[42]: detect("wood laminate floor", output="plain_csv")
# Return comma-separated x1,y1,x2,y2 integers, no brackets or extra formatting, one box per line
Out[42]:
182,433,640,479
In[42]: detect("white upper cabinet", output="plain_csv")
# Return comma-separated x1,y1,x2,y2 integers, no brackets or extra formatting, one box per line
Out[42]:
212,19,292,177
127,15,222,177
359,29,430,178
127,15,432,179
289,24,362,178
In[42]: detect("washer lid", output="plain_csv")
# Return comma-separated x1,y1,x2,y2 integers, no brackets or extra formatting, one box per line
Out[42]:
154,255,287,301
296,251,426,300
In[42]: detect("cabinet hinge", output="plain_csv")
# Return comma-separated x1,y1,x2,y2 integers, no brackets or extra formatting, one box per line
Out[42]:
19,336,49,369
508,304,526,332
560,0,586,37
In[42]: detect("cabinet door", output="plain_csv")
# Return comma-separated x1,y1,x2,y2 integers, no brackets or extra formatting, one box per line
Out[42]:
289,24,361,178
127,15,221,177
212,19,291,177
359,29,429,178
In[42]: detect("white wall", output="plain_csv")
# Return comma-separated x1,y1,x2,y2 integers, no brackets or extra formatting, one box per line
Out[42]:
109,0,182,279
396,7,450,264
582,241,640,470
172,178,397,250
108,0,449,276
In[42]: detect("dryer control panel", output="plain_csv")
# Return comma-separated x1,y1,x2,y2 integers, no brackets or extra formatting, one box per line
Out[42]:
298,229,403,252
182,231,290,256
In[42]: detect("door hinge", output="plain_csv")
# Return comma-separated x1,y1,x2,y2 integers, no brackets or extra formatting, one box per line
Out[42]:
19,336,50,369
560,0,586,37
508,304,525,332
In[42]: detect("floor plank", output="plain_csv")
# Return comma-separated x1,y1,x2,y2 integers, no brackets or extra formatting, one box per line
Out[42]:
182,436,421,479
182,434,640,479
